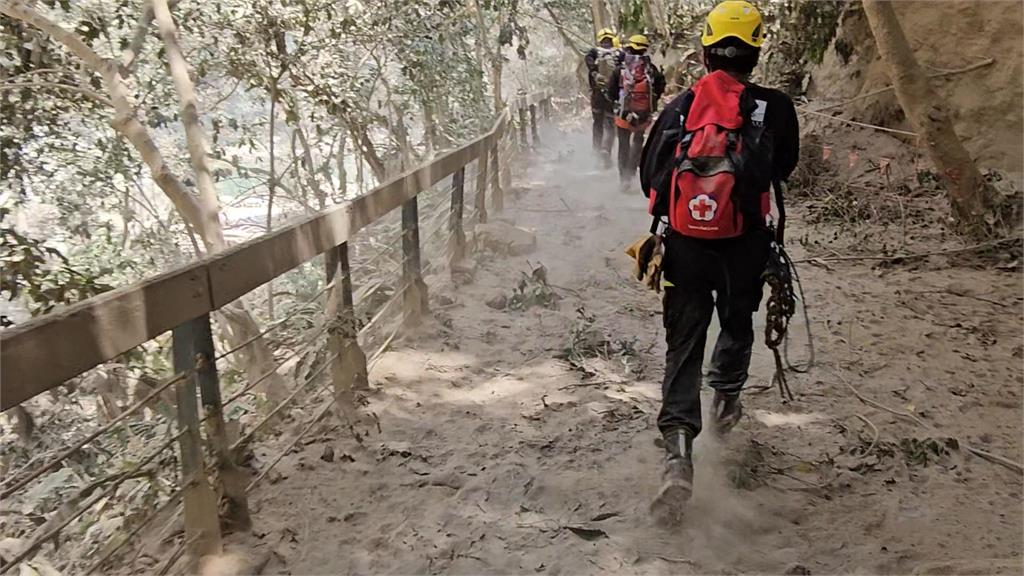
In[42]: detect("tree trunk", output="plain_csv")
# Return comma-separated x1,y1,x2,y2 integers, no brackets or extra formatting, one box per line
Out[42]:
347,121,387,183
390,105,415,170
646,0,671,41
292,125,324,203
335,132,348,202
355,145,366,193
490,56,504,114
862,0,996,237
152,0,225,252
422,101,448,154
642,0,658,36
217,303,288,405
266,80,277,319
591,0,611,36
468,0,504,113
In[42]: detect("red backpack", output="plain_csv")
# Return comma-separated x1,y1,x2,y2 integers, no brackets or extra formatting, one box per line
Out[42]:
668,71,773,239
621,56,652,115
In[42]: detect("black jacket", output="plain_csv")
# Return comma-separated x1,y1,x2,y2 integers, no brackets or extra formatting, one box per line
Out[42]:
585,46,620,109
639,78,799,240
584,47,604,90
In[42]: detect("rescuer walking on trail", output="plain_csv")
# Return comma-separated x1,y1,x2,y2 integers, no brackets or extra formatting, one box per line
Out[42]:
608,34,666,183
632,0,800,521
585,28,621,164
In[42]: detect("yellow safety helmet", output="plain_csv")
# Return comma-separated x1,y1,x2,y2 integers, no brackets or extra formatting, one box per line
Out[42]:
596,27,616,42
627,34,650,51
701,0,765,48
612,36,621,48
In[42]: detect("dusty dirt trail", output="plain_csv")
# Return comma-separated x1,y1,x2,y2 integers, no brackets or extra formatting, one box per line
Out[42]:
243,124,1023,575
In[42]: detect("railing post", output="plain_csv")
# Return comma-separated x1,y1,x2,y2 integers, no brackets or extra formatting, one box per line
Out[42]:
475,149,489,224
543,97,551,121
449,168,466,264
497,108,513,191
500,131,512,191
401,197,429,327
187,314,251,533
490,144,503,212
172,319,223,569
529,103,539,145
326,242,368,412
518,105,528,150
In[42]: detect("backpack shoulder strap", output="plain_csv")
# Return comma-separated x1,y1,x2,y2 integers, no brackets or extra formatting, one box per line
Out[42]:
737,86,766,141
640,90,694,197
673,89,697,154
678,89,695,126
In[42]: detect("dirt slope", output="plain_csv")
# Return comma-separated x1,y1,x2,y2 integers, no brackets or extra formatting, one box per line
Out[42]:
237,125,1023,575
808,0,1024,177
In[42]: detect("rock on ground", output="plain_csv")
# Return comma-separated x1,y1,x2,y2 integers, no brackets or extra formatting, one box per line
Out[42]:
474,221,536,256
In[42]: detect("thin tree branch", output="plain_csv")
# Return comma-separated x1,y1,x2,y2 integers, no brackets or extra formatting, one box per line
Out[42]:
811,58,995,113
0,81,112,106
538,5,590,51
202,75,243,113
121,0,180,73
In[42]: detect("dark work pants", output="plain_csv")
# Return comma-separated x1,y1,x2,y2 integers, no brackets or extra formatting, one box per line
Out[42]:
657,228,772,438
591,108,614,157
617,126,645,180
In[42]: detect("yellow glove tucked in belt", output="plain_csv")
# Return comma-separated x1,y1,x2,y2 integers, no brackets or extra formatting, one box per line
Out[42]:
625,235,663,292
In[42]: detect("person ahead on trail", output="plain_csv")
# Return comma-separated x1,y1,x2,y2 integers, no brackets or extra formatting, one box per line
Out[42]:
585,28,621,162
633,0,799,519
607,34,666,183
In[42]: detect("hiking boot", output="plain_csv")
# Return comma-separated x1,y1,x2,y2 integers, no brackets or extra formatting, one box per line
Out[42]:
650,429,693,525
712,391,743,434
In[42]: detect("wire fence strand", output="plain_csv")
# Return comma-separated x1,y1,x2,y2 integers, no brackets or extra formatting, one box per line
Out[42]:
229,350,340,452
84,487,184,574
245,385,333,493
0,429,185,574
0,372,187,499
219,321,331,409
214,279,337,362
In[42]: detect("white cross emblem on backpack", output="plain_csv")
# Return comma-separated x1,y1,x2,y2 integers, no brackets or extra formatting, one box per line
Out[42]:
689,194,717,221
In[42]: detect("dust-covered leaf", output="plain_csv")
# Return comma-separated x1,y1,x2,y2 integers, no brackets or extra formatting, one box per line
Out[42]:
565,525,607,540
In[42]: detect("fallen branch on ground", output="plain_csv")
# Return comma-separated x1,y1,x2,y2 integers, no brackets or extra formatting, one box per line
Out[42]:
558,380,619,391
907,288,1016,308
549,283,582,298
794,237,1021,265
855,413,879,456
767,466,831,489
637,552,696,565
833,369,1023,475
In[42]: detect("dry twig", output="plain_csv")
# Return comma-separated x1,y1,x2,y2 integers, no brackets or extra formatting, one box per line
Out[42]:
794,237,1020,265
855,413,879,456
811,58,995,112
834,369,1023,475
